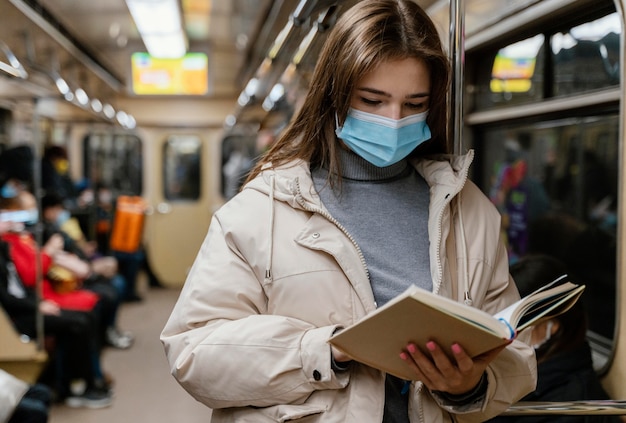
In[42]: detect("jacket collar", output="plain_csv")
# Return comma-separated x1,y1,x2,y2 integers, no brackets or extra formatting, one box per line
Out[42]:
243,159,322,210
412,150,474,198
243,150,475,207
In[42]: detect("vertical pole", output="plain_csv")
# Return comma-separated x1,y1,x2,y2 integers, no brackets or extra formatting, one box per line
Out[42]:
449,0,465,154
31,98,45,351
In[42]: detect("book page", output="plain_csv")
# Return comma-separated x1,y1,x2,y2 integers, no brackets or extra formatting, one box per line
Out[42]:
494,282,584,332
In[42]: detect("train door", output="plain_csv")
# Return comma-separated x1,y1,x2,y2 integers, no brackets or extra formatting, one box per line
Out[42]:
139,128,222,288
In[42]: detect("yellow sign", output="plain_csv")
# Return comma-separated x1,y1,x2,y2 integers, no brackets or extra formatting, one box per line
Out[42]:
491,54,536,93
131,52,209,95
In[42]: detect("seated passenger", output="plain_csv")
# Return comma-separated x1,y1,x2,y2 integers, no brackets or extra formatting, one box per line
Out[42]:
0,193,100,313
40,192,134,349
0,220,112,408
488,254,620,422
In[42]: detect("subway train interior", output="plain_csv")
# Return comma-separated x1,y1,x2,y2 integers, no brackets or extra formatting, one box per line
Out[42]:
1,0,626,421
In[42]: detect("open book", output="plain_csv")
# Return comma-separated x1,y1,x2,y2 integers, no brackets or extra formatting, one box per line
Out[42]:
328,275,585,380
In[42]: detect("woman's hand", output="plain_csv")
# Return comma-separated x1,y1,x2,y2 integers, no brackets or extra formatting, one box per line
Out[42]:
331,345,352,364
39,300,61,316
42,233,64,256
399,340,508,395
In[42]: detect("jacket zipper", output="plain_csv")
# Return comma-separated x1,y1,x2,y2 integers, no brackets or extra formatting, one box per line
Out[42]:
292,177,371,284
433,162,471,295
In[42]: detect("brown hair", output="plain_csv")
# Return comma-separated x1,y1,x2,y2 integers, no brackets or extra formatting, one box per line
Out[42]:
245,0,450,185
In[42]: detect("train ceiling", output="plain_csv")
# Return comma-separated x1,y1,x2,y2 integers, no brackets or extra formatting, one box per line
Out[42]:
0,0,489,129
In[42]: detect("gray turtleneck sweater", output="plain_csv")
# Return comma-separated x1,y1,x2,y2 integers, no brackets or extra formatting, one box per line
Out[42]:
311,148,431,423
311,148,432,306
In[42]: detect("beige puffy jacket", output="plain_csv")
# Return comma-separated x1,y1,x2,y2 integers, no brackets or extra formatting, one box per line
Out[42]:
161,150,537,422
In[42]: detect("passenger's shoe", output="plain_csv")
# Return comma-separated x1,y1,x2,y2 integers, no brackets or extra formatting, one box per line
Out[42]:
65,388,113,409
105,327,134,349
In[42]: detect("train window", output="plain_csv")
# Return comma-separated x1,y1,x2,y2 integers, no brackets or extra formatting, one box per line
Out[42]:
163,135,201,201
83,133,143,195
551,13,620,97
473,11,620,111
477,115,618,344
475,35,545,110
220,134,257,200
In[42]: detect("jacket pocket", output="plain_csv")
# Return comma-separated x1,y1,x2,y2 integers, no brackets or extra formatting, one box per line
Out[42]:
266,403,327,422
216,403,327,422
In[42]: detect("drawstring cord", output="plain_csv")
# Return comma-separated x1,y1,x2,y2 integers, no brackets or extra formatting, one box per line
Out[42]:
264,174,275,283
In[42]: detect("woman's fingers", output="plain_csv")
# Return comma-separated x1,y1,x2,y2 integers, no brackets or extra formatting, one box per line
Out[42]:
400,340,503,395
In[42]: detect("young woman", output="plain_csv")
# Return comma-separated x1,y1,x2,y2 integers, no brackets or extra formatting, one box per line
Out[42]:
162,1,536,421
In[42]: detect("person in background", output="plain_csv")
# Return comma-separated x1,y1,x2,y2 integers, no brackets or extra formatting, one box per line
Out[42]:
0,220,112,409
41,192,120,283
23,191,134,350
489,133,550,263
161,1,536,421
0,145,34,196
488,254,621,423
40,145,78,207
0,191,99,314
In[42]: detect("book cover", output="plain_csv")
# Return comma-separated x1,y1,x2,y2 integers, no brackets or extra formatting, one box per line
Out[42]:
328,278,584,380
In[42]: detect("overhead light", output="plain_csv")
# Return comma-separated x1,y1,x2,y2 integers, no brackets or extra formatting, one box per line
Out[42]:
224,114,237,127
74,88,89,107
91,98,103,113
237,78,259,106
103,103,116,119
125,0,188,59
262,83,285,111
125,114,137,129
142,34,187,59
54,75,70,95
116,111,129,126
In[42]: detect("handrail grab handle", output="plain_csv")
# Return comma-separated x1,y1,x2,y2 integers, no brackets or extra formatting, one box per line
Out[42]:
0,41,28,79
503,400,626,416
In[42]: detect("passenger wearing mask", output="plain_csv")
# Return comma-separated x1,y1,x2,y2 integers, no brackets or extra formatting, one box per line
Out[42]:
34,192,134,350
488,254,621,423
41,145,78,208
0,218,112,408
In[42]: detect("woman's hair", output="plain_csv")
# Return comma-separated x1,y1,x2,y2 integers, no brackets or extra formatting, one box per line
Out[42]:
245,0,451,184
510,254,588,363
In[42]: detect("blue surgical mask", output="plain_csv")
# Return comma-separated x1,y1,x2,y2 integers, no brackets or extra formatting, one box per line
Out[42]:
532,320,554,350
1,182,18,199
56,209,71,227
335,108,431,167
0,208,38,225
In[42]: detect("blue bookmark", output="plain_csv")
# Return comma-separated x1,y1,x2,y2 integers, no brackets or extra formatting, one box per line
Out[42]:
498,318,516,339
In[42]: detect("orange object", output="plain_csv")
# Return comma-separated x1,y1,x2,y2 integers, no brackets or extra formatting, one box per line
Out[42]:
109,196,146,253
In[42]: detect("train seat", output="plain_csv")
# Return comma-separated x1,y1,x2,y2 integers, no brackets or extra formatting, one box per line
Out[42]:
0,304,48,384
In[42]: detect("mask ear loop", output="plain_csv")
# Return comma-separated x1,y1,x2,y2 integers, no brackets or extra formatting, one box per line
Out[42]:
334,112,343,138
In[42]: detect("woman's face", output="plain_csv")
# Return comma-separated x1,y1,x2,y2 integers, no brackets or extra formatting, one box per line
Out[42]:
349,57,431,120
530,319,559,348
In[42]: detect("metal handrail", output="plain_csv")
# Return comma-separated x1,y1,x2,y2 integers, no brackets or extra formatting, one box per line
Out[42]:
503,400,626,416
0,41,28,79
